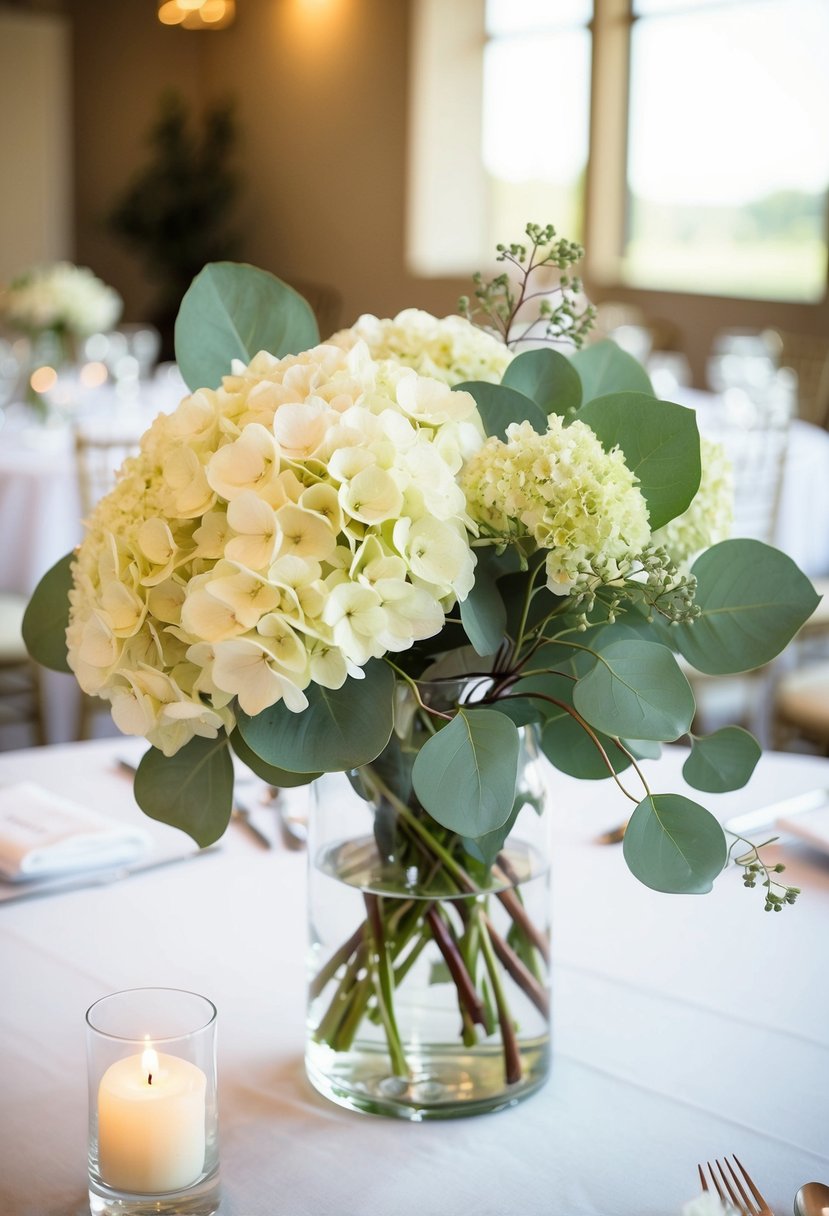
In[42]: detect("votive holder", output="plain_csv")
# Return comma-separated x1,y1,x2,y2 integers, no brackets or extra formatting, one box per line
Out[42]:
85,988,220,1216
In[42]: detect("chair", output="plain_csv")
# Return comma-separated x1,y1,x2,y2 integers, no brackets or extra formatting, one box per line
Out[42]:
773,329,829,429
74,427,140,520
774,661,829,754
73,427,140,738
0,592,46,748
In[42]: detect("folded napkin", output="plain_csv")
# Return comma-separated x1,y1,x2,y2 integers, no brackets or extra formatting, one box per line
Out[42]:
778,795,829,855
0,783,152,882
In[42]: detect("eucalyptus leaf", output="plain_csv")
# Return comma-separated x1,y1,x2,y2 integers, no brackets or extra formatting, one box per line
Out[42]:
682,726,761,793
463,795,523,868
541,710,633,780
570,339,654,403
674,540,820,674
22,552,73,673
460,552,508,656
412,707,520,836
622,738,662,761
236,660,395,772
229,728,320,787
573,640,695,741
623,793,727,894
577,392,701,529
175,262,320,391
134,736,234,847
501,348,581,417
454,380,547,440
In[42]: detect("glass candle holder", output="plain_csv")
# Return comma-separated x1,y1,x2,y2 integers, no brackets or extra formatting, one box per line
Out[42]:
86,988,220,1216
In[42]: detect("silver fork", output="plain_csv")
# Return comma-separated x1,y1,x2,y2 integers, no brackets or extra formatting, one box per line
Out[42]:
698,1155,774,1216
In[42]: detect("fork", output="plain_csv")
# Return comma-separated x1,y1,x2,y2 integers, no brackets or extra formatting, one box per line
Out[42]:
698,1155,774,1216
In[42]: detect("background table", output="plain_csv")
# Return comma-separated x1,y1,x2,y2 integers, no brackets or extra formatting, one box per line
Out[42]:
2,738,828,1215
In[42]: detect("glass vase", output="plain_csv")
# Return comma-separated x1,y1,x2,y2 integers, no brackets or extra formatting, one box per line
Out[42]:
305,710,551,1120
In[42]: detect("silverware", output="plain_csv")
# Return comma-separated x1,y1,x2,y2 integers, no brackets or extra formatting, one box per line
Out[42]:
725,788,829,836
268,789,307,852
230,789,273,850
596,818,628,845
698,1155,773,1216
117,758,272,850
0,847,218,904
794,1182,829,1216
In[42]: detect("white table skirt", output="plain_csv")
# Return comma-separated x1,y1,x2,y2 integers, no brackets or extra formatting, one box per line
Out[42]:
2,738,828,1215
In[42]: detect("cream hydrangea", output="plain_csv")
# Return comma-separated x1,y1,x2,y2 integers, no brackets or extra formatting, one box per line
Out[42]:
1,263,122,336
66,341,481,756
651,437,732,565
329,309,513,387
460,415,651,594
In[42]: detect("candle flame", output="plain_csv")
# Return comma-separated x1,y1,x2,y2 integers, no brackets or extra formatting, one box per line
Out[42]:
141,1036,159,1086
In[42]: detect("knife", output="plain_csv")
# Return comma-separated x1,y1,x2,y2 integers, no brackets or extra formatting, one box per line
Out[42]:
0,846,218,905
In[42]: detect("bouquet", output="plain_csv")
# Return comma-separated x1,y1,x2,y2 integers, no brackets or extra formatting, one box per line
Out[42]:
23,225,815,904
23,225,818,1108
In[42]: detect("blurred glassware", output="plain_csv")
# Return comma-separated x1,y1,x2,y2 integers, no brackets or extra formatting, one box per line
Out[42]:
0,337,29,414
707,327,783,397
120,324,162,380
646,350,692,400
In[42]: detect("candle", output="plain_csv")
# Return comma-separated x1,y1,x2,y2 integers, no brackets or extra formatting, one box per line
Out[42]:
97,1037,207,1193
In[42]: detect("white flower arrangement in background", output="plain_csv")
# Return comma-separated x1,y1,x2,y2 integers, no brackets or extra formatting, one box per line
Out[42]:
0,262,122,339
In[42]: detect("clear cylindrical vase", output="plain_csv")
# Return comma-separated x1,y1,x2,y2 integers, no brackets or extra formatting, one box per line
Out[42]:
86,988,220,1216
306,719,551,1120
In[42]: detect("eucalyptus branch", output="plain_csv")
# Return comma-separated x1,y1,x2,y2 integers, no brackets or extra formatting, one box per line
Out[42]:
728,833,801,911
383,660,452,723
458,221,596,350
495,691,646,804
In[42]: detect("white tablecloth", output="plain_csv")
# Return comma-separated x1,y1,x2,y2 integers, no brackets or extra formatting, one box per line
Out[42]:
2,738,828,1215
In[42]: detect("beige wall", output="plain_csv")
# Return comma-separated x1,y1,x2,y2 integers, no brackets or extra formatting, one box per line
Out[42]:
0,9,71,281
65,0,828,380
68,0,464,333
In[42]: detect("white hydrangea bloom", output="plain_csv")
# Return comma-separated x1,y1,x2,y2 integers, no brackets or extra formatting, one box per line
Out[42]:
1,262,122,336
329,309,513,387
66,341,480,755
460,415,651,595
652,438,733,566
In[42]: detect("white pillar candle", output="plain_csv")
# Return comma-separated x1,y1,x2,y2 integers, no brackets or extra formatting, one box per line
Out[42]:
97,1039,207,1193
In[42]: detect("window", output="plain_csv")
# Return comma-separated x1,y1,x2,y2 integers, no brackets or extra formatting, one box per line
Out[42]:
408,0,829,304
482,1,591,249
621,0,829,302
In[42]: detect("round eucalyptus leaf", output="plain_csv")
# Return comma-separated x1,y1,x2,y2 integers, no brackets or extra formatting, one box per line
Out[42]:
623,792,727,894
229,728,320,787
175,262,320,392
134,736,234,847
412,707,519,836
569,339,654,403
674,539,821,674
22,551,74,673
577,392,701,530
573,640,696,741
460,554,507,656
454,380,547,440
236,660,395,772
682,726,761,793
541,711,633,780
501,348,581,417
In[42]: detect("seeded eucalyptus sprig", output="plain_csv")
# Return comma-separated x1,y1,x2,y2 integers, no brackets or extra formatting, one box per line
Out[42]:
730,835,801,911
459,221,596,350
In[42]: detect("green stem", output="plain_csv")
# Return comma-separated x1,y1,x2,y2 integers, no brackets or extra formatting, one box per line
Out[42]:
364,893,409,1078
478,912,522,1085
308,924,364,1001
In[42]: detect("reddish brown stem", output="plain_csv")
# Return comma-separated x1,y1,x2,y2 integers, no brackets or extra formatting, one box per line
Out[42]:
484,916,550,1019
425,905,486,1027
